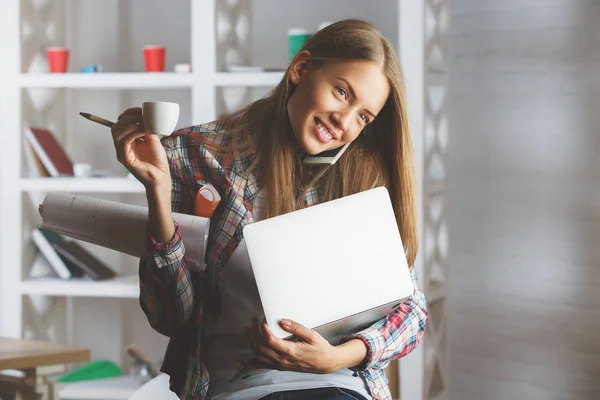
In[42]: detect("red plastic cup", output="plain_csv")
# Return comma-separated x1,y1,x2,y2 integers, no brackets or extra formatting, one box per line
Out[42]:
143,46,166,72
47,47,69,73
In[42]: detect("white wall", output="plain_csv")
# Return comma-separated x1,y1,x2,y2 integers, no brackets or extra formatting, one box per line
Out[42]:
448,1,600,399
251,0,398,69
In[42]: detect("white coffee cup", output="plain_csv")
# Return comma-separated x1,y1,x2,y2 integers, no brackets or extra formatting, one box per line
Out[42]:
73,163,92,178
142,101,180,136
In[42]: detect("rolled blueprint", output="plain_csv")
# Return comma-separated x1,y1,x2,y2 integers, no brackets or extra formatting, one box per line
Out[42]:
38,192,210,271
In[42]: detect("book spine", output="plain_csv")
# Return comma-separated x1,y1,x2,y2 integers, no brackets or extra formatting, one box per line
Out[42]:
52,245,100,280
23,142,40,177
30,229,72,279
25,128,59,177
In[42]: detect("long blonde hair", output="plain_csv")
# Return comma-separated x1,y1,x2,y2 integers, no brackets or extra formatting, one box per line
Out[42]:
209,19,418,268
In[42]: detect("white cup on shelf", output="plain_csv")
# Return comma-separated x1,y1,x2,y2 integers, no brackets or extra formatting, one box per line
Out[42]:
142,101,180,136
73,163,92,178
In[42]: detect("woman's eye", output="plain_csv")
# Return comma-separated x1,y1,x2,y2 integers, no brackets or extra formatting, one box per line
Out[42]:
336,86,347,98
359,113,369,123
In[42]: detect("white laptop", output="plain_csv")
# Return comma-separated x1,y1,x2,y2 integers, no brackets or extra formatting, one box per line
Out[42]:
243,186,415,345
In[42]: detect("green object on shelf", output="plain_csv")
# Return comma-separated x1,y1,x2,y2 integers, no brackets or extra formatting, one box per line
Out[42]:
57,360,122,382
287,28,312,61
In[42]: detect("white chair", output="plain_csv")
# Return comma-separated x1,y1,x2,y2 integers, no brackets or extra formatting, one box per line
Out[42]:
128,373,179,400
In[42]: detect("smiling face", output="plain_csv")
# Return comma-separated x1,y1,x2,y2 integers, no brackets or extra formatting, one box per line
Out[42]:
286,52,390,155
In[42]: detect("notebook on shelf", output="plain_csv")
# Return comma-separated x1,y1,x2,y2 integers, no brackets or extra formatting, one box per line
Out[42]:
25,126,74,177
31,228,77,280
24,142,51,177
53,241,117,281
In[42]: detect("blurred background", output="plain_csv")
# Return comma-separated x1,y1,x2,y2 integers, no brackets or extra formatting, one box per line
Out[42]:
449,1,600,399
0,0,598,399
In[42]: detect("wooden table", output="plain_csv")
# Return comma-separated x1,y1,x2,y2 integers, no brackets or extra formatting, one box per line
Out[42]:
0,337,90,399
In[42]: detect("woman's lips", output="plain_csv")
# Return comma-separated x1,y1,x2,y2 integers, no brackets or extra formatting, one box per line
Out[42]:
314,118,333,143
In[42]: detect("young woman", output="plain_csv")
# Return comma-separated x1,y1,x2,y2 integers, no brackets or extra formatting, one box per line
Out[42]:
111,19,427,400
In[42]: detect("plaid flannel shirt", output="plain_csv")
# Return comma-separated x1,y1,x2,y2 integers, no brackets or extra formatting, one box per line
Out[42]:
138,120,428,400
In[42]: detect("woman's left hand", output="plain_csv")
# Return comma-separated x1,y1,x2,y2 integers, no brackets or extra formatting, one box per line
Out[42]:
243,316,340,374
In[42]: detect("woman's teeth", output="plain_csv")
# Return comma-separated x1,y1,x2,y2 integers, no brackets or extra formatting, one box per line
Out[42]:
316,121,333,140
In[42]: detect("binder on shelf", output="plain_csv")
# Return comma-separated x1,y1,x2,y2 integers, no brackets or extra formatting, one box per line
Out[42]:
27,253,83,279
53,241,117,281
24,142,51,177
30,228,86,280
62,257,86,278
25,126,74,177
31,228,73,279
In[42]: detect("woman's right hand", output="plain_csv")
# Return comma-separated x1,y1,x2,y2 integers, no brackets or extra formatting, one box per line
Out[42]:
111,107,170,189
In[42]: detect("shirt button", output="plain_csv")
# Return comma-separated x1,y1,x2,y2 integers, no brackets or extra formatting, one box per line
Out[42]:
372,388,379,395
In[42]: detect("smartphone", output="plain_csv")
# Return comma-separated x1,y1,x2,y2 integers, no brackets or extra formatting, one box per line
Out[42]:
302,143,351,165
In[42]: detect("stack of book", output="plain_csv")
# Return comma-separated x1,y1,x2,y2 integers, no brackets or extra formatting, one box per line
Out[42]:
31,227,117,281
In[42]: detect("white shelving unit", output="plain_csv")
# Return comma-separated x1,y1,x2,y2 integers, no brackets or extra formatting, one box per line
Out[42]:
19,178,145,193
215,71,284,87
20,276,140,298
18,72,285,89
0,0,446,398
19,73,196,89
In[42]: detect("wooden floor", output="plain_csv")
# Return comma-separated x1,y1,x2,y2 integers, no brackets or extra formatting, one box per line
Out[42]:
448,1,600,399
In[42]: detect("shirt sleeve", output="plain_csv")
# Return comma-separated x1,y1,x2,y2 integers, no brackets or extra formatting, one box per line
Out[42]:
137,132,209,337
340,267,428,370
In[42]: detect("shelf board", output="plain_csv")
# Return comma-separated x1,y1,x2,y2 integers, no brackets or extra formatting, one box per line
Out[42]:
20,178,145,193
215,71,285,87
19,73,194,89
18,72,286,88
20,276,139,298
